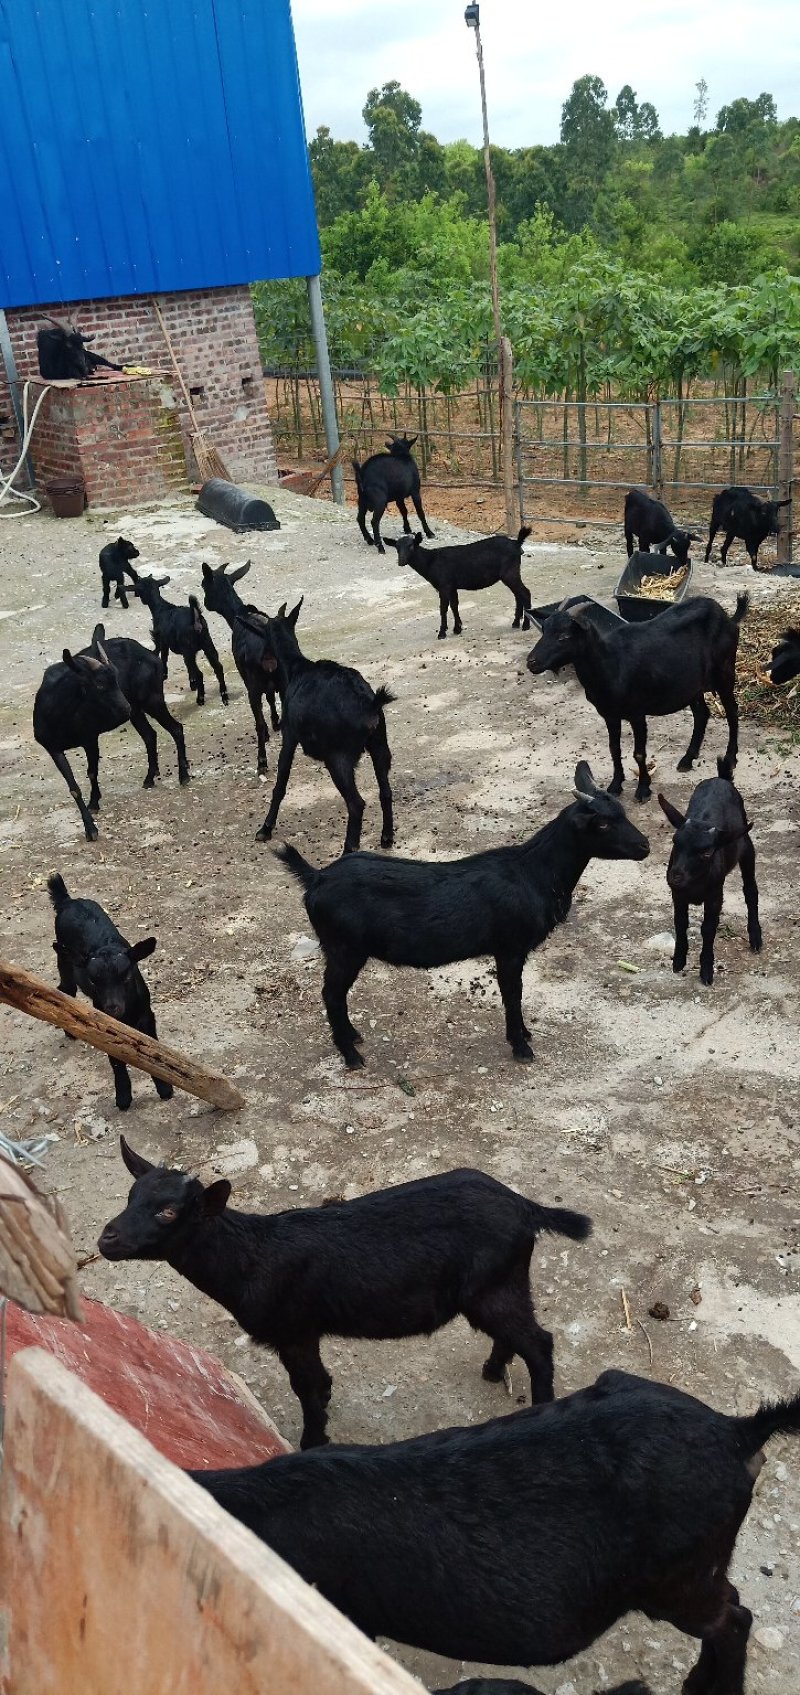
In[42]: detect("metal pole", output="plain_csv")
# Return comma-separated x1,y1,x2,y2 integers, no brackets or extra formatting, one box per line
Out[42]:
469,16,515,535
306,275,343,505
777,369,795,564
0,310,36,489
652,398,663,499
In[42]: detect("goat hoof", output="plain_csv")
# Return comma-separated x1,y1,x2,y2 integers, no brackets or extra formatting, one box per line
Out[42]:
349,1028,363,1045
156,1082,174,1101
700,966,714,986
380,833,394,849
300,1431,329,1451
482,1360,505,1383
221,692,229,706
634,788,651,804
676,755,695,772
673,959,687,974
438,631,447,640
344,1048,365,1070
749,933,763,953
255,825,272,842
143,772,158,789
607,781,624,796
116,1096,132,1112
179,769,190,786
453,627,463,637
512,1042,534,1063
84,823,99,843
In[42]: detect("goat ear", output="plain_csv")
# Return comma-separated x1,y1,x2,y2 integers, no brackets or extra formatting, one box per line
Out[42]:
573,761,599,797
62,648,80,672
128,937,157,963
201,562,213,581
406,433,417,446
287,596,304,627
202,1179,232,1217
156,575,171,588
276,602,287,619
658,793,686,830
565,601,592,625
120,1136,155,1178
91,622,107,648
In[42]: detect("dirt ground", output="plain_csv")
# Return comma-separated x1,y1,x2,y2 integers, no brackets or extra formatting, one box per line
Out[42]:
1,485,800,1694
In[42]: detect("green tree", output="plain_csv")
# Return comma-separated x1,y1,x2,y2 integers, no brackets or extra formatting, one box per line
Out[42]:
560,76,617,227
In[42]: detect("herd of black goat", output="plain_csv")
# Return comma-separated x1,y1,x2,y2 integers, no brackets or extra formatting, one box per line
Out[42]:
27,452,800,1695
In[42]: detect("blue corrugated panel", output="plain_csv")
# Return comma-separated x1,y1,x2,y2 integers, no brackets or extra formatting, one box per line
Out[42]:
0,0,321,308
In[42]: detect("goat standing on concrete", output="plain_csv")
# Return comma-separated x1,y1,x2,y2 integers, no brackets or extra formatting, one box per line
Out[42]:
705,486,791,569
49,876,172,1111
239,603,395,855
99,1141,591,1446
98,537,140,609
191,1368,800,1693
623,489,697,564
527,593,748,802
659,757,761,985
201,560,280,772
277,763,649,1069
353,434,434,554
133,572,228,706
387,526,532,638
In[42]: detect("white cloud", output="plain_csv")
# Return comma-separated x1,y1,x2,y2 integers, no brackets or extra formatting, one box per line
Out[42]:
290,0,797,147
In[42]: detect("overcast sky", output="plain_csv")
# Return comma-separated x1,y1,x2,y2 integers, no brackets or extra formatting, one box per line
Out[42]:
290,0,796,149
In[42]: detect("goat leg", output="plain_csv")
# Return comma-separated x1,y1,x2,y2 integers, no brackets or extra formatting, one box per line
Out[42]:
699,890,723,986
48,749,98,841
84,737,101,812
322,951,366,1069
130,708,161,788
396,497,412,535
257,735,297,840
437,591,449,639
678,695,710,773
247,686,270,773
201,634,228,704
325,753,366,855
412,494,435,539
631,715,651,803
278,1339,334,1450
148,700,190,785
605,717,625,795
672,896,690,974
495,953,532,1061
740,841,762,953
450,589,462,635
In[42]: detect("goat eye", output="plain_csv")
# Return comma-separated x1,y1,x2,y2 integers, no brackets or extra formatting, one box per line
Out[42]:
156,1206,178,1223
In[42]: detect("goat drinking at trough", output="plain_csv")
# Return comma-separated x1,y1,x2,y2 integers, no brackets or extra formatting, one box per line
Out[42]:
705,486,791,570
48,877,172,1111
277,763,649,1069
190,1367,800,1691
201,560,280,772
352,434,434,554
658,757,761,986
33,624,189,840
99,1140,591,1446
386,526,533,638
237,603,395,855
133,572,228,706
527,593,749,803
98,537,139,609
624,489,697,564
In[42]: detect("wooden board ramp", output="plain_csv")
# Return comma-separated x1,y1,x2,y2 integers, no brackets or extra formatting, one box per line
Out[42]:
0,960,244,1112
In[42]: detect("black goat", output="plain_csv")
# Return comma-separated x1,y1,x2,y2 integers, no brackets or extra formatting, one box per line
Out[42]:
277,763,648,1069
99,1141,591,1447
386,526,532,638
239,605,395,854
48,876,172,1111
769,626,800,685
527,593,748,803
98,537,140,609
353,434,434,554
436,1684,649,1695
33,625,189,840
191,1368,800,1692
658,757,761,986
133,572,228,706
201,560,280,772
623,489,697,564
705,486,791,569
37,320,123,381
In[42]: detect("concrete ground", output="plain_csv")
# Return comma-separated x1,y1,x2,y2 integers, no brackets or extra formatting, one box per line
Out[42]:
1,489,799,1694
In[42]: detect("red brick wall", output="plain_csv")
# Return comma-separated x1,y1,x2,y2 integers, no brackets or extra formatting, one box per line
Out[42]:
27,377,189,506
0,285,278,497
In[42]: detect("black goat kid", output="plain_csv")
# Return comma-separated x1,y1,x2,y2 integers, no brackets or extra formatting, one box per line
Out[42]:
528,593,748,802
277,763,649,1069
238,604,395,854
769,626,800,686
659,758,761,985
49,877,172,1111
201,560,280,772
192,1370,800,1692
133,572,228,706
387,526,532,639
353,434,434,554
623,489,697,564
99,1142,591,1446
98,537,139,609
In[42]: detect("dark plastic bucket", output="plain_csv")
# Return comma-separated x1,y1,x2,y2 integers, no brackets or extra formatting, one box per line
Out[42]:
196,478,280,533
529,594,625,634
46,476,86,517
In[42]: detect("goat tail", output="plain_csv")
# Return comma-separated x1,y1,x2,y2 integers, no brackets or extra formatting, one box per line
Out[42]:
527,1201,593,1242
717,755,735,782
516,525,533,545
274,842,318,890
189,594,204,632
733,591,750,625
47,872,70,912
734,1391,800,1458
374,685,396,712
352,458,364,493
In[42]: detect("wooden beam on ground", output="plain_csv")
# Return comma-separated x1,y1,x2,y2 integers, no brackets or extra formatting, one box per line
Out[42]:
0,961,244,1113
0,1155,81,1318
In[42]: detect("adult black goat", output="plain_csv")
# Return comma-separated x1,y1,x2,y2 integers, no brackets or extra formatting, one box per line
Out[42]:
239,604,394,854
658,757,761,985
201,560,280,772
133,572,228,706
277,763,648,1068
386,526,532,638
527,593,748,803
623,488,697,564
192,1369,800,1693
99,1140,591,1446
353,434,434,554
33,625,189,840
705,486,791,569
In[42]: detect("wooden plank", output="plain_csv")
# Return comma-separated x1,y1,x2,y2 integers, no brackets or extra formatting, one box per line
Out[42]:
0,1156,81,1318
0,961,244,1112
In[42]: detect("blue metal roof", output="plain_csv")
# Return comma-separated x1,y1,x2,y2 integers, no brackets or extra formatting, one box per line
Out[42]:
0,0,321,308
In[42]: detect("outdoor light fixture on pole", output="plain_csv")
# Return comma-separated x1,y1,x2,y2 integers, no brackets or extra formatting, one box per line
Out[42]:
464,2,516,533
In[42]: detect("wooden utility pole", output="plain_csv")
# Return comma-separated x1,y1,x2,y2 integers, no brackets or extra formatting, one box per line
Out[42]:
0,962,244,1112
777,369,796,564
